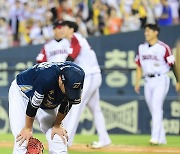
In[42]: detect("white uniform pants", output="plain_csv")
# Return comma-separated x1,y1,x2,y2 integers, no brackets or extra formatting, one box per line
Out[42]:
9,80,68,154
63,73,111,146
144,74,170,144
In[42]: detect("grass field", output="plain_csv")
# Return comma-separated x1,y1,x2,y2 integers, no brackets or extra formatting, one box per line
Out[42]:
0,134,180,153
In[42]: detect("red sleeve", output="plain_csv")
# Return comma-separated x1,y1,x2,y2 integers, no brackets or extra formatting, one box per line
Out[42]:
164,45,173,66
135,51,141,67
68,35,81,60
36,46,47,63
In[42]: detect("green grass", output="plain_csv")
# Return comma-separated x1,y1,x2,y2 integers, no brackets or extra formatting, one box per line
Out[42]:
1,134,180,154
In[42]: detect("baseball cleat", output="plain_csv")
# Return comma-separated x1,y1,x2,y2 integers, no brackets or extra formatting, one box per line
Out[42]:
149,139,159,145
90,141,111,149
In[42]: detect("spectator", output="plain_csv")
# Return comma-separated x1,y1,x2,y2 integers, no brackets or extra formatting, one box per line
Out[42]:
106,7,122,34
0,17,13,49
158,0,173,26
101,0,121,12
151,0,162,19
9,0,24,46
132,0,147,28
42,11,54,42
143,0,156,24
29,20,45,45
22,2,32,21
121,11,141,32
92,0,102,35
0,0,10,21
75,0,89,21
168,0,179,24
56,0,73,20
98,3,111,35
76,15,88,37
32,0,47,23
18,18,33,46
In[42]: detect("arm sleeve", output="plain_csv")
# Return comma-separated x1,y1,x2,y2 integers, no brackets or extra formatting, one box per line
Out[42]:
36,46,47,63
26,78,47,117
164,45,175,66
58,99,72,115
67,35,81,60
135,48,141,67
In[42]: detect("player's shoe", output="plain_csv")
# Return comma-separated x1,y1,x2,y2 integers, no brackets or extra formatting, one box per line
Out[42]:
90,141,111,149
149,139,159,145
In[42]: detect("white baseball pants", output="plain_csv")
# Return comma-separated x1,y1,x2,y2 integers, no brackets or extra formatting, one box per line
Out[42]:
63,73,111,146
144,74,170,144
9,80,68,154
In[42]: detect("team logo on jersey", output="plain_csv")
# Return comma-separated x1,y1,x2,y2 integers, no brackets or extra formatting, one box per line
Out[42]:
142,55,158,61
73,83,81,89
48,90,54,100
44,100,57,108
19,85,33,93
49,90,54,94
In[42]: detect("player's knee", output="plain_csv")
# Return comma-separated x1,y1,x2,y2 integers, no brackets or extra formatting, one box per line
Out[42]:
13,140,27,154
47,134,68,153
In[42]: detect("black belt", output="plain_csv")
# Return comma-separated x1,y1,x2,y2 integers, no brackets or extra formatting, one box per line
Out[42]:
147,74,161,78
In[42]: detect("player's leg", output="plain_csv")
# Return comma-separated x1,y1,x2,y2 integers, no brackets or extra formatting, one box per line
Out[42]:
144,78,158,144
87,73,111,148
63,104,82,146
9,80,29,154
63,75,93,146
151,75,170,144
36,108,67,154
144,79,153,115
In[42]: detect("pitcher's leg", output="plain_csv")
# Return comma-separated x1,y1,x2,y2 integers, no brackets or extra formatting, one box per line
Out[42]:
63,104,82,146
46,129,68,154
36,108,68,154
9,80,28,154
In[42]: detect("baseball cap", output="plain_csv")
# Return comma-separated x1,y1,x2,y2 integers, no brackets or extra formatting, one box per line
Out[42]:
61,63,85,104
53,20,63,29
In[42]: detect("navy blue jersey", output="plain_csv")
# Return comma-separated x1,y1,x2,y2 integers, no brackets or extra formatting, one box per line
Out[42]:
16,62,85,117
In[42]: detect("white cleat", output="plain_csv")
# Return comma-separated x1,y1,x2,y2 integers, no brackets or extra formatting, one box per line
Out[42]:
149,139,159,145
91,141,111,149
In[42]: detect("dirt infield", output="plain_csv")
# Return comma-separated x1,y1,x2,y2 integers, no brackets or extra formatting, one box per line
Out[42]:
69,144,180,153
1,142,180,153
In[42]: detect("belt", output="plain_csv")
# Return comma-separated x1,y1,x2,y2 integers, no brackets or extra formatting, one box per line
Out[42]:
146,74,161,78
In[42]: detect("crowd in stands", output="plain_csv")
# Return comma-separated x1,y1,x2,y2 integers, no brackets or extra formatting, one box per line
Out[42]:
0,0,180,49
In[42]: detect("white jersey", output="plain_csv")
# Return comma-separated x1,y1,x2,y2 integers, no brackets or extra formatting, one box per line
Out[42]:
135,40,175,75
36,33,100,76
36,39,72,63
70,33,101,75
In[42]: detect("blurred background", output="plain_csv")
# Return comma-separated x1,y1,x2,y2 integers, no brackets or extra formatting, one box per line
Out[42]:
0,0,180,136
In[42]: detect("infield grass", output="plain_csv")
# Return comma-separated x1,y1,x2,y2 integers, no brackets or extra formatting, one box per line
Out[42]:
0,133,180,154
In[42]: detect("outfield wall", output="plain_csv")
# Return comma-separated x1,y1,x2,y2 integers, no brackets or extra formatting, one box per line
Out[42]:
0,25,180,135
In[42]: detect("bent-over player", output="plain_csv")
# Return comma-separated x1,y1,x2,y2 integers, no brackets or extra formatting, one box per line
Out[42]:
9,61,85,154
134,24,180,145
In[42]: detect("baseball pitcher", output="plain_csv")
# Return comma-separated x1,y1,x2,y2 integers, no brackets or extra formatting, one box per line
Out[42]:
9,61,85,154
